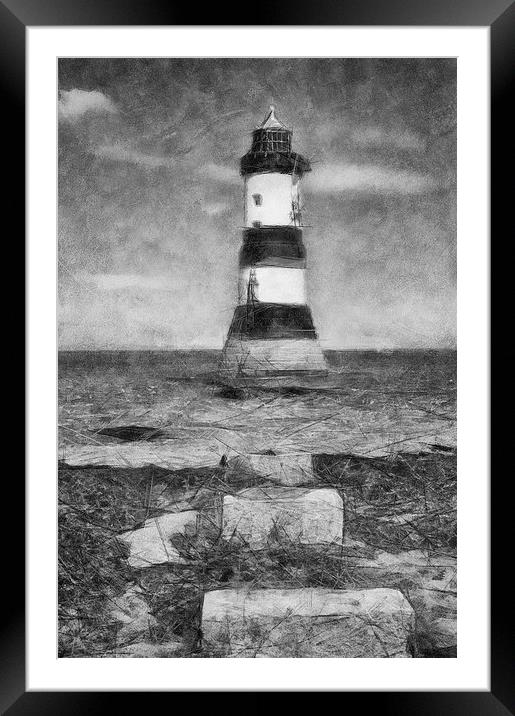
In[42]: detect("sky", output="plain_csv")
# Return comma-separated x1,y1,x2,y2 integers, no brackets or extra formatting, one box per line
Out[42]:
58,58,456,350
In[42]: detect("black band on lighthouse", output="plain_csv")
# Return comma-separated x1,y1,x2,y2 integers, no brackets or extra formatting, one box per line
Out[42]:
228,303,318,340
240,226,306,267
240,151,311,177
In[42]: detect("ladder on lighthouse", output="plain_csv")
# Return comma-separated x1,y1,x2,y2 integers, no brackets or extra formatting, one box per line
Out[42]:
245,268,258,332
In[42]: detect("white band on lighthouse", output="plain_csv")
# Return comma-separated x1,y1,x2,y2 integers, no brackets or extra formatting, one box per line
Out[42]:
238,266,307,305
245,173,298,228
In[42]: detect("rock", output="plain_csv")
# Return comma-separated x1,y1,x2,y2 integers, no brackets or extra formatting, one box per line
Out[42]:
118,511,198,568
201,587,414,657
222,487,343,548
113,640,183,658
226,452,316,486
109,585,157,641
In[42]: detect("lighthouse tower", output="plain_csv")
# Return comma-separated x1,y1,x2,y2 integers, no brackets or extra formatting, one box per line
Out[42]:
221,106,327,382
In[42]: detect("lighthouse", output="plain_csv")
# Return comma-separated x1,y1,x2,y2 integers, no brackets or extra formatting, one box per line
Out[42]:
221,106,327,382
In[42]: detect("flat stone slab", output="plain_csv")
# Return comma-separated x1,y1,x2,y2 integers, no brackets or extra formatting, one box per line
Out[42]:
118,511,198,568
222,487,343,548
58,439,227,470
226,452,316,486
202,587,414,657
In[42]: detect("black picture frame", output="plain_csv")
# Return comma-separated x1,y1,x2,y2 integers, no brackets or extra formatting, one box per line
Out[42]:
9,0,509,710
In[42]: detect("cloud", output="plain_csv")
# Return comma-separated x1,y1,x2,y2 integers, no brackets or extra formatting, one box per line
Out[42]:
198,163,240,185
195,161,434,196
202,201,230,216
306,163,437,195
79,273,172,291
351,126,427,152
58,89,117,121
94,144,172,167
94,151,238,180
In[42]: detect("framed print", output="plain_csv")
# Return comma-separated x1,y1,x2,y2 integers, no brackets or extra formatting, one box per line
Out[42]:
9,0,509,710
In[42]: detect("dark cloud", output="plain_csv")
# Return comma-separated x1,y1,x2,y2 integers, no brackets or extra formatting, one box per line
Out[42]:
58,58,456,349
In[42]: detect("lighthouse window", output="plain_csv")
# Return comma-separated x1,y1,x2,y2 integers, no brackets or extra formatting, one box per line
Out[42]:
252,193,263,206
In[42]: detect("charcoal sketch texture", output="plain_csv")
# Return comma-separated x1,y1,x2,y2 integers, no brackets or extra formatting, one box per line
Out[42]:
58,58,457,659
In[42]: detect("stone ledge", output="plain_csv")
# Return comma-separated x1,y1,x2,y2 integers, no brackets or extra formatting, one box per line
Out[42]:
202,587,414,657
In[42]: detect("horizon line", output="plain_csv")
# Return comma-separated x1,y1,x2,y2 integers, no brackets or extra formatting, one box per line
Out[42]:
58,346,457,352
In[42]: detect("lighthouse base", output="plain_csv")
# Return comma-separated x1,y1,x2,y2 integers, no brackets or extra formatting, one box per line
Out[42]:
220,337,327,380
